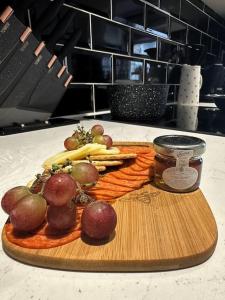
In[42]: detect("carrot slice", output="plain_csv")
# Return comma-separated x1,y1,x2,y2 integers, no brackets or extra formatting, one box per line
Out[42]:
5,223,82,249
117,146,153,154
137,156,155,164
100,175,144,189
120,167,152,177
88,189,126,198
93,181,134,193
135,159,152,169
109,171,148,181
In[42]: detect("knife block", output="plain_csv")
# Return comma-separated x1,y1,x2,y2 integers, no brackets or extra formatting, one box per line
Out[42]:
0,6,73,127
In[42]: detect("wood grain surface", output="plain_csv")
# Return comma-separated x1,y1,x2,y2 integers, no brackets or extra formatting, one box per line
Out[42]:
2,184,217,272
1,142,218,272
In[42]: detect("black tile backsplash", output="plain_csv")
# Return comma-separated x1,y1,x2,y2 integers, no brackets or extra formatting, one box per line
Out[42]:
65,0,111,18
201,34,212,53
95,86,111,111
170,18,187,43
145,0,159,7
158,40,178,63
180,0,208,31
68,50,112,83
146,5,169,38
92,16,129,54
187,27,201,44
131,30,157,59
112,0,144,29
58,9,90,48
160,0,180,18
3,0,225,120
167,64,182,84
145,62,167,84
114,57,143,83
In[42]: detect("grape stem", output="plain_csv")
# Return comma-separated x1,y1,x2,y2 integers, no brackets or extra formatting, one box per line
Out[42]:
73,181,95,204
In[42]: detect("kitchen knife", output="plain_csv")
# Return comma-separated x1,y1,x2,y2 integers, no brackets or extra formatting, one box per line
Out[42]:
2,10,75,108
0,0,66,106
21,30,81,113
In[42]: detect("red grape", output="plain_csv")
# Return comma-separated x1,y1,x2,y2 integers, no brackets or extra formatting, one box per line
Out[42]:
91,124,104,137
47,201,76,230
103,135,113,148
71,162,99,185
43,173,77,206
1,186,31,214
81,201,117,239
64,136,79,151
10,194,47,232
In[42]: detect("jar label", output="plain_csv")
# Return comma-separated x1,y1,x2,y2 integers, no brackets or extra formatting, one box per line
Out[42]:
162,150,198,190
162,167,198,190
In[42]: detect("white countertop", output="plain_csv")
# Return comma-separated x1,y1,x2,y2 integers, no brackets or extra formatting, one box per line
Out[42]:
1,120,225,300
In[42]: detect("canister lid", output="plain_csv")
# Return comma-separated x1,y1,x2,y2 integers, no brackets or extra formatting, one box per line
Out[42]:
153,135,206,157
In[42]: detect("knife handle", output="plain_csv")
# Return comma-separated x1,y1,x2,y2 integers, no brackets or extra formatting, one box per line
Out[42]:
64,75,73,88
0,6,13,23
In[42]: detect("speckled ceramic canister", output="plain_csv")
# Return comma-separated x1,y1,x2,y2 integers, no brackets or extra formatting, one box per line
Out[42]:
108,85,169,122
178,64,202,106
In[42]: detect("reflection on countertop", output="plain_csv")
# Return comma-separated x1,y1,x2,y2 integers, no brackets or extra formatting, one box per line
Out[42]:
93,103,225,137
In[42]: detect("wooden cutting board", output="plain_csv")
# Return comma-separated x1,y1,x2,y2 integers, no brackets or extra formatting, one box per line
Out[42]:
2,184,217,272
1,142,218,271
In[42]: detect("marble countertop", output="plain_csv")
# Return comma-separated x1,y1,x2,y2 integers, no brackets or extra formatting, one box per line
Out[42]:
1,120,225,300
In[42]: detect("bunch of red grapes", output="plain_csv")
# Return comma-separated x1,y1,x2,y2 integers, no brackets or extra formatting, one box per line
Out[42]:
64,124,113,151
1,124,117,240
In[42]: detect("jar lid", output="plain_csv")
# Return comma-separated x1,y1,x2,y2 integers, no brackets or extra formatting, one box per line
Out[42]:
153,135,206,157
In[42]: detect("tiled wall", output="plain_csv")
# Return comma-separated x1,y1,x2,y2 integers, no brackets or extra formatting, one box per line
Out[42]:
47,0,225,117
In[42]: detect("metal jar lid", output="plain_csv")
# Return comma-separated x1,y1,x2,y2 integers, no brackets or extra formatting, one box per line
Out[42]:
153,135,206,157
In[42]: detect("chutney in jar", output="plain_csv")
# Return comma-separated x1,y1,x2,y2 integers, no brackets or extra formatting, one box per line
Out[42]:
153,135,206,193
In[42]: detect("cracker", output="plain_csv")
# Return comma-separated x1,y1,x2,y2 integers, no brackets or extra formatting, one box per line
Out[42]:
71,160,123,167
88,153,137,161
92,160,123,166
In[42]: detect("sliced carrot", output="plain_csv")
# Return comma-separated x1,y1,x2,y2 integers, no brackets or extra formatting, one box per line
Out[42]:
130,164,148,172
5,223,82,249
93,181,133,193
117,146,153,154
109,170,149,181
100,175,144,189
137,156,155,164
135,159,152,169
120,167,152,177
88,189,126,198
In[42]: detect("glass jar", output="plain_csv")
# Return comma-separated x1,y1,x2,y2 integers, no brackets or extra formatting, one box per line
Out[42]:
153,135,206,193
